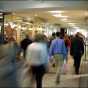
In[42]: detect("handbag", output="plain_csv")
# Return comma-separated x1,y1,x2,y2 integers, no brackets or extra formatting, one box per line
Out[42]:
62,60,68,74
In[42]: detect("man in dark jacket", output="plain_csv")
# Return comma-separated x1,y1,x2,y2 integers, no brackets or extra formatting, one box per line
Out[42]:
20,35,32,57
70,32,84,74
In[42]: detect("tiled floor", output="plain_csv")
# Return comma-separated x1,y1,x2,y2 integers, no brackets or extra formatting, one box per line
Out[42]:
18,55,81,88
42,56,79,88
16,53,88,88
1,44,88,88
42,74,79,88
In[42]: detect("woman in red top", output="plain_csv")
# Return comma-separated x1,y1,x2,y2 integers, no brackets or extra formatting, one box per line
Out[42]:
64,34,71,62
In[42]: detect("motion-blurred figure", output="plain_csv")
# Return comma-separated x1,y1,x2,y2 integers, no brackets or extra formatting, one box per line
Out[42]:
64,34,71,62
26,33,49,88
0,36,19,87
48,32,56,48
20,35,32,58
49,32,66,84
70,32,84,74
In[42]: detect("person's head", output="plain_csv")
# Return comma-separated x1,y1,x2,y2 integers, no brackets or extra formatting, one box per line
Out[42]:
52,32,56,38
34,33,47,43
60,27,66,37
76,32,85,38
56,32,60,37
75,32,81,38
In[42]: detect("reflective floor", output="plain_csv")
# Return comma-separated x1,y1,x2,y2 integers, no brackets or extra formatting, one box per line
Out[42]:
17,55,88,88
0,44,88,88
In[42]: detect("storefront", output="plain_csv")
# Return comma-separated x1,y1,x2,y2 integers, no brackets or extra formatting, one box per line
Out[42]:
4,12,62,43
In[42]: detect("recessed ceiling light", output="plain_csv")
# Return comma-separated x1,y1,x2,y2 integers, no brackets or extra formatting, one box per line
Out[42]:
48,11,64,13
68,23,75,25
61,18,68,21
53,14,68,18
73,26,80,29
68,23,76,26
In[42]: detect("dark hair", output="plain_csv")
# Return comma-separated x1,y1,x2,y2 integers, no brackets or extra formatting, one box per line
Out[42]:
52,32,56,37
56,32,60,37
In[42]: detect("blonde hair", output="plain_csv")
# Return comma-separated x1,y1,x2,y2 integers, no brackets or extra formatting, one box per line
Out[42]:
34,33,47,42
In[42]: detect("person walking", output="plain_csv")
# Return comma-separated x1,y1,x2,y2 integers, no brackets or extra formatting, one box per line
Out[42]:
49,32,67,84
0,36,19,88
70,32,84,74
64,34,71,62
20,35,32,58
26,33,49,88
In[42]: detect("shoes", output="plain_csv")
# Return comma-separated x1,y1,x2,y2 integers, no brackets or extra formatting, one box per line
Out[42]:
73,63,75,67
75,72,79,74
75,69,79,74
56,79,60,85
52,63,56,67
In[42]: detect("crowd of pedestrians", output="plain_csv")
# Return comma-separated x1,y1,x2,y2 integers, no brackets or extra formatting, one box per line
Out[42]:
0,27,84,88
19,29,84,88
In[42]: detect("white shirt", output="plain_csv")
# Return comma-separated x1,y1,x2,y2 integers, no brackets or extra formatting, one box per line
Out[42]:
26,42,49,66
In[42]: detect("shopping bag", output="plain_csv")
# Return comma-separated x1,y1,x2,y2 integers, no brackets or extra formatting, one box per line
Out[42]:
62,60,68,74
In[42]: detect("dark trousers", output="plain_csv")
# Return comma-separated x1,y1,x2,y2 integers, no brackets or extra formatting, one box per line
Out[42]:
73,55,81,74
31,65,45,88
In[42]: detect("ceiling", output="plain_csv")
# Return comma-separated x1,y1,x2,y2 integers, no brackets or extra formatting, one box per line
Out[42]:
5,10,88,31
0,1,88,11
1,0,88,32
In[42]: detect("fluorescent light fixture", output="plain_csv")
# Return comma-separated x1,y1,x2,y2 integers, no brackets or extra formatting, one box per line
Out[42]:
61,18,68,21
75,29,80,33
37,28,43,31
21,27,26,30
53,14,68,18
73,26,80,29
28,28,32,30
68,23,76,27
48,11,64,13
68,23,74,25
18,25,21,29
